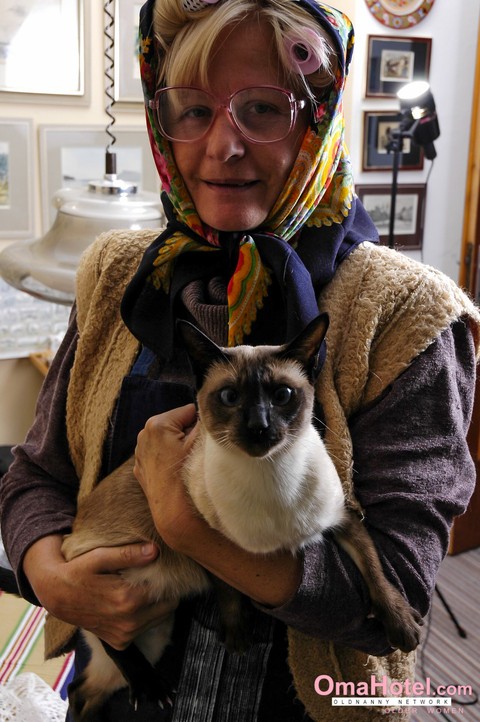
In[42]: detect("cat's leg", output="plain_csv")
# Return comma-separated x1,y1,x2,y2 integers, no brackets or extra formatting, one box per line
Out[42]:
68,619,175,722
101,638,174,710
335,511,423,653
133,613,177,704
136,612,175,666
210,576,254,654
68,631,128,722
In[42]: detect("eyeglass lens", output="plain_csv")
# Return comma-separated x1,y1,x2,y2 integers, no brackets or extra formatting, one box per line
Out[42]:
156,87,295,143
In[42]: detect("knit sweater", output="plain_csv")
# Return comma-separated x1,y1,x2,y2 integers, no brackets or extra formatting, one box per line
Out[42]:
42,230,480,721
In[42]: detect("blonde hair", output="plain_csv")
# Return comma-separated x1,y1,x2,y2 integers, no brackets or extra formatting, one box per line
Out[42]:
152,0,337,102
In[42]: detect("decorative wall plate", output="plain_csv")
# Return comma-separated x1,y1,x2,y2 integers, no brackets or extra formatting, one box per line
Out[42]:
364,0,435,29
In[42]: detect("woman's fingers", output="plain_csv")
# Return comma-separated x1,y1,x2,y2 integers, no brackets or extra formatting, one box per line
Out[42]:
23,535,176,650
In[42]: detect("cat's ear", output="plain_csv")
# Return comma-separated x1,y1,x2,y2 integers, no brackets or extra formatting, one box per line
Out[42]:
279,314,329,381
176,320,228,386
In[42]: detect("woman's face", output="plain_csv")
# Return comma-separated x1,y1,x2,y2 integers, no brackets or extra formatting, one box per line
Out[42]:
171,19,310,232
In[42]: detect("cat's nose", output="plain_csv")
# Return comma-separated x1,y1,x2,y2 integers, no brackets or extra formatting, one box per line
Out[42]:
247,405,269,434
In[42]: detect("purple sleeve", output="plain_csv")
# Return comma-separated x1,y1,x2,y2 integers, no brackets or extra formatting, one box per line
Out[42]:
0,309,80,603
264,319,477,654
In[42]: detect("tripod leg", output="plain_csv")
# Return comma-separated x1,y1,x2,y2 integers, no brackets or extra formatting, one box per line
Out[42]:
435,584,467,638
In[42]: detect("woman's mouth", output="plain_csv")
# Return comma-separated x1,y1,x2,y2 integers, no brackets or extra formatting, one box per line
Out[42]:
204,179,258,190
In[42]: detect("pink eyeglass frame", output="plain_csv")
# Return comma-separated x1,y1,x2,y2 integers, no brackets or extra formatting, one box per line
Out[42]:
148,85,308,144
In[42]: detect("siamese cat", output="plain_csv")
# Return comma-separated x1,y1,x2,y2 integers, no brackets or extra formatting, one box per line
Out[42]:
62,316,422,721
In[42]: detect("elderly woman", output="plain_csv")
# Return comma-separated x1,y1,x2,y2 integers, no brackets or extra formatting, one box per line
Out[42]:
1,0,479,720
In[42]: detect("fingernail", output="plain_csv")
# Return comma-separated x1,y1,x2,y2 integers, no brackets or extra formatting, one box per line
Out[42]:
142,543,154,556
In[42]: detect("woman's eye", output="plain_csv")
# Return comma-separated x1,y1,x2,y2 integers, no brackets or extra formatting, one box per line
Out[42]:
246,101,279,116
181,105,211,120
219,388,239,406
272,386,293,405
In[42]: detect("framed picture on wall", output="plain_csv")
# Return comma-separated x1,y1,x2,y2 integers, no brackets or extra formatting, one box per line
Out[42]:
362,111,424,171
114,0,144,103
0,0,84,97
0,119,34,240
356,183,426,250
366,35,432,98
39,125,160,230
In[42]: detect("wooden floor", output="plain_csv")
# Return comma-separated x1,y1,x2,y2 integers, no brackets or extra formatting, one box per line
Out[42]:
413,548,480,721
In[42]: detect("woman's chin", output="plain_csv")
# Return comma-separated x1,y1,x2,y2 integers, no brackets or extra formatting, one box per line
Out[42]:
201,211,268,234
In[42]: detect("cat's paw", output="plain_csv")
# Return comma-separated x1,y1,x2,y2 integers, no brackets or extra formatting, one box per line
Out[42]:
128,669,176,712
218,601,254,655
374,594,424,653
385,608,423,653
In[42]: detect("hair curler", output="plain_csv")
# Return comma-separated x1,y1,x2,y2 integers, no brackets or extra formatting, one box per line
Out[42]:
284,28,325,75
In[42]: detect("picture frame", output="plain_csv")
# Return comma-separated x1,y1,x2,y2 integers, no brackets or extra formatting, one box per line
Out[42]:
0,119,34,240
366,35,432,98
362,111,424,172
114,0,144,103
39,125,160,230
364,0,436,30
0,0,84,97
356,183,426,250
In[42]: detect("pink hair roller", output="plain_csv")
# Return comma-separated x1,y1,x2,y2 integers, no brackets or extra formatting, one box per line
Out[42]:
285,28,324,75
183,0,219,10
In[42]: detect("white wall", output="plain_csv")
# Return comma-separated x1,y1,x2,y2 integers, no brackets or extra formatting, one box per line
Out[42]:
0,0,479,444
335,0,480,281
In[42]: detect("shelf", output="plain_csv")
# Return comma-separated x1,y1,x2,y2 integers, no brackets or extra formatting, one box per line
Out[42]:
29,350,53,377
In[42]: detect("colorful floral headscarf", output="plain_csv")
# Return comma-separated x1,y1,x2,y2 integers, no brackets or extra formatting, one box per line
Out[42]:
122,0,378,351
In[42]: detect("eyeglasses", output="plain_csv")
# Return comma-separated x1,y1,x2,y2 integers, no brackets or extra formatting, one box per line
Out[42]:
148,86,308,144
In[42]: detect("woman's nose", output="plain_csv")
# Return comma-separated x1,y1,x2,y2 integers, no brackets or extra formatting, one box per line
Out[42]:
204,108,246,161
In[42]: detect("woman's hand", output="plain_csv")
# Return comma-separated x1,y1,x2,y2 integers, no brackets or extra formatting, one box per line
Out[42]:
134,403,201,546
23,535,178,650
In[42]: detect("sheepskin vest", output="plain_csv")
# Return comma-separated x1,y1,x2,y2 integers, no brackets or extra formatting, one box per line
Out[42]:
45,230,480,721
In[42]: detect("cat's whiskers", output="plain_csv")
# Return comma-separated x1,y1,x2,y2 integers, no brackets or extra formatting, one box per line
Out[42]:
311,417,352,468
312,415,327,431
321,443,344,468
313,416,342,441
222,355,241,378
214,430,235,451
275,435,297,454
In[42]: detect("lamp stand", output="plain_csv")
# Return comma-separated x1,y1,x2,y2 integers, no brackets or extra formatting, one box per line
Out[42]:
385,127,407,250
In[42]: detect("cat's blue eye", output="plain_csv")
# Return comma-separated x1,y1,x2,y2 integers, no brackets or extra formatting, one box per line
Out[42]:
219,387,239,407
272,386,293,405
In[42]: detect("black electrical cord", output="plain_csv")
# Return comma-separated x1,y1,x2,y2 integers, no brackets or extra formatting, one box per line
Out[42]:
417,587,478,720
104,0,116,154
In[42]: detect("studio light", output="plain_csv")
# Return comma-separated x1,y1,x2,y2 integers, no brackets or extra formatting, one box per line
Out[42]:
397,80,440,160
384,80,440,249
